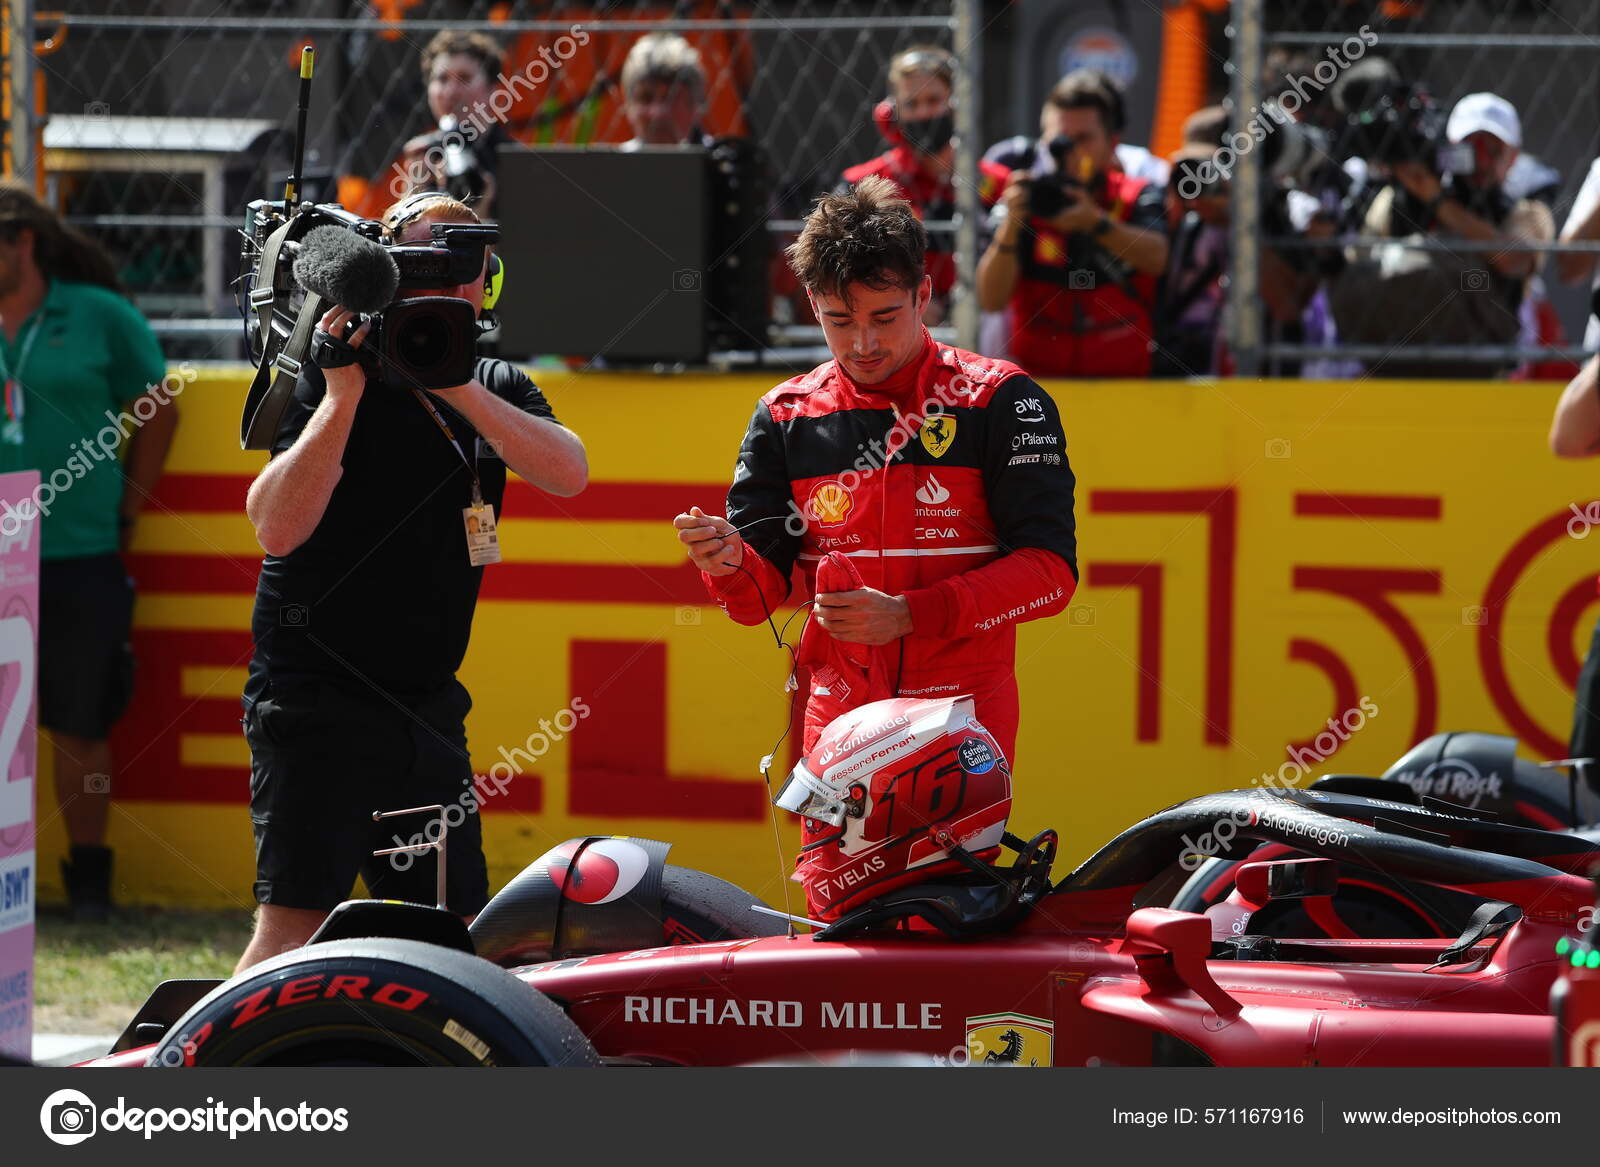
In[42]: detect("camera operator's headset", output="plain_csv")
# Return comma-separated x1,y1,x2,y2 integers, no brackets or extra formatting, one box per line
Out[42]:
239,192,504,450
382,190,505,316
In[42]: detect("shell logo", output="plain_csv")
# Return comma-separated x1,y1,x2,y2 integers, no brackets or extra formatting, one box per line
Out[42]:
807,480,854,526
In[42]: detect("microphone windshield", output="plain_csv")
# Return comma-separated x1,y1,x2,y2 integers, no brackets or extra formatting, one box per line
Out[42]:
292,225,400,315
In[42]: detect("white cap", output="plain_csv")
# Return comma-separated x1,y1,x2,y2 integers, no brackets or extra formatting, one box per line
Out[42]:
1447,92,1521,149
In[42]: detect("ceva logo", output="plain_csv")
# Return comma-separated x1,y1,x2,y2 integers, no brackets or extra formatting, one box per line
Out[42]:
40,1088,97,1145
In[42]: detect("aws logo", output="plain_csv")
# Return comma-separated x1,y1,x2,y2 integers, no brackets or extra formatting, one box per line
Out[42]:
807,480,855,526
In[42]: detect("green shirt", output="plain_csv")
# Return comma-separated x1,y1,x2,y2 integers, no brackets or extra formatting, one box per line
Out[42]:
0,279,167,559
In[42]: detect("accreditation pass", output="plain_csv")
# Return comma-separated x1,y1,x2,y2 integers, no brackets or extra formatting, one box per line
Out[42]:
463,500,501,566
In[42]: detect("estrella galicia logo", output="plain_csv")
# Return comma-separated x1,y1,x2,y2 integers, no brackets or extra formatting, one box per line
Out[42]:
40,1088,97,1145
957,736,996,774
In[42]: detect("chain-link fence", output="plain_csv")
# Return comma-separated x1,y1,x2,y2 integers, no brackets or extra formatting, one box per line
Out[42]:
1226,0,1600,378
17,0,985,361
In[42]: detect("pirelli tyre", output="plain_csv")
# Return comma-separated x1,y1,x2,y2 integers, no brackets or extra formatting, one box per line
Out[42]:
148,938,601,1067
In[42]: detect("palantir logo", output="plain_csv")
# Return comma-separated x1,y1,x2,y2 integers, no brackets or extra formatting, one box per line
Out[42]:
40,1087,97,1145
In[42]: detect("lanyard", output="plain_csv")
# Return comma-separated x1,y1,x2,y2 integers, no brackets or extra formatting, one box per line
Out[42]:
0,314,44,425
410,388,483,505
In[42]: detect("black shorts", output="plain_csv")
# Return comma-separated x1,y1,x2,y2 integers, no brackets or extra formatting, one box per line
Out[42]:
244,675,489,914
39,553,136,740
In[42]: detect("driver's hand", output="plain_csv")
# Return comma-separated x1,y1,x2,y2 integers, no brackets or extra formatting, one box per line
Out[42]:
674,506,743,576
317,306,369,403
814,587,912,645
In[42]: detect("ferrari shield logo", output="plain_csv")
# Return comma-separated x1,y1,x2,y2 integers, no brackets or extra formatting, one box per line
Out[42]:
919,416,957,459
965,1012,1052,1067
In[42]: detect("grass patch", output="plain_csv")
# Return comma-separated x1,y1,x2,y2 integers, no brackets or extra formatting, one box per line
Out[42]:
33,908,254,1035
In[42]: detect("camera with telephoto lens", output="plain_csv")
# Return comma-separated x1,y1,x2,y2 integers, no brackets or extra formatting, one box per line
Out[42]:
1026,133,1090,219
239,198,497,392
1336,80,1473,177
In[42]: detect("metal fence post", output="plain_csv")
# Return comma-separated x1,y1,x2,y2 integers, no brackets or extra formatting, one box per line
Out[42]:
952,0,980,354
3,0,30,184
1227,0,1262,377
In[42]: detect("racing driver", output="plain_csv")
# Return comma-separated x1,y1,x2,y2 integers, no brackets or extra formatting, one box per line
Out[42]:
673,174,1078,761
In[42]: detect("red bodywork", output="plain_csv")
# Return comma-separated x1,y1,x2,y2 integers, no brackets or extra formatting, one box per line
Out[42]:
495,887,1572,1068
82,786,1598,1068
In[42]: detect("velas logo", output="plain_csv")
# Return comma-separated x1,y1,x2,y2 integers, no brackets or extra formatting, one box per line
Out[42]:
920,417,957,459
807,481,854,526
41,1088,97,1145
915,473,950,505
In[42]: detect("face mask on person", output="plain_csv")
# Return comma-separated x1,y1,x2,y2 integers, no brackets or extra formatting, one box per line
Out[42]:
899,110,954,155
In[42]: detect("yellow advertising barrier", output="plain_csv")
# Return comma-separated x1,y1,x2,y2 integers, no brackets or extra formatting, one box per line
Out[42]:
34,369,1600,909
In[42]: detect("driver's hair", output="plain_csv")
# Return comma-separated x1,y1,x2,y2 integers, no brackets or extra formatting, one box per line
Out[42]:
786,174,927,307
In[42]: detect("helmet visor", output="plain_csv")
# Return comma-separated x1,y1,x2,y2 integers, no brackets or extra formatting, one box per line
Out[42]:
773,760,848,825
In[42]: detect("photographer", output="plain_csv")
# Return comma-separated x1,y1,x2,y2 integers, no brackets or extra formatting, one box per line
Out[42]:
399,31,506,217
976,70,1168,378
839,46,1010,326
1330,91,1553,377
236,193,587,971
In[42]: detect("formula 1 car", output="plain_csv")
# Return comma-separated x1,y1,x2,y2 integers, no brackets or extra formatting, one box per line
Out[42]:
83,764,1600,1068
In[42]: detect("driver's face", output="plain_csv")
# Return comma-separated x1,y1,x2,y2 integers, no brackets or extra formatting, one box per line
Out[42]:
809,278,931,385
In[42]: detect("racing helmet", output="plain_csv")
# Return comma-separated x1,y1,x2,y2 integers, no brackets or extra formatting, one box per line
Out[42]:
773,695,1012,922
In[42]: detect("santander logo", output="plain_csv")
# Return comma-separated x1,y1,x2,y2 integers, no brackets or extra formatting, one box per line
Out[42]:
915,474,950,506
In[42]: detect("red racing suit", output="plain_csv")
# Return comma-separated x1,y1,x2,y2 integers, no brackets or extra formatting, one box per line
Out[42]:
702,331,1078,763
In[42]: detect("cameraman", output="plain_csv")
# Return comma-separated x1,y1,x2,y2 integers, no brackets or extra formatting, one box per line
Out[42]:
976,70,1167,378
399,31,506,216
1332,91,1552,377
236,193,587,971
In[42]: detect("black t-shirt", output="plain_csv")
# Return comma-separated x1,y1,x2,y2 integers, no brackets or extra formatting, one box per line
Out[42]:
245,357,557,705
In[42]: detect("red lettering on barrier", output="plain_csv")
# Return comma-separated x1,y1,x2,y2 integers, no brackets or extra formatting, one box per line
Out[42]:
1479,511,1587,759
1089,489,1236,744
1294,492,1441,520
1084,562,1163,742
567,639,766,821
1549,576,1597,690
1286,638,1361,755
109,628,256,803
1292,567,1441,747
